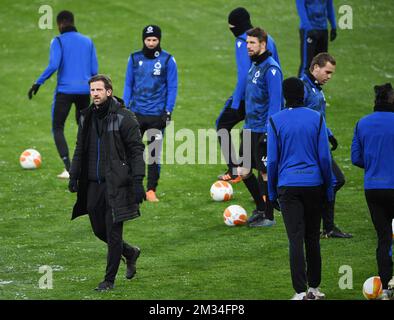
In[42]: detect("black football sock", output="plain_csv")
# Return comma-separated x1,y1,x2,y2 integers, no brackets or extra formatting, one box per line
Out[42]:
261,178,274,220
62,156,70,172
243,173,265,211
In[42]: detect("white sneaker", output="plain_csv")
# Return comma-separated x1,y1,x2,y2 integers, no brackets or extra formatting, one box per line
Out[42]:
379,289,394,300
57,169,70,179
307,287,326,300
290,292,306,300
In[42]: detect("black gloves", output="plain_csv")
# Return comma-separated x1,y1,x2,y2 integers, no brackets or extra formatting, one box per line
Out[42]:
28,84,40,99
161,111,171,127
68,179,79,193
330,29,337,41
133,181,146,204
329,135,338,151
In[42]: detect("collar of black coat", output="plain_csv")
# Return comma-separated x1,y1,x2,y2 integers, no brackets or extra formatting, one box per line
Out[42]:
252,50,271,65
60,26,77,34
306,70,322,90
93,98,111,119
374,103,394,112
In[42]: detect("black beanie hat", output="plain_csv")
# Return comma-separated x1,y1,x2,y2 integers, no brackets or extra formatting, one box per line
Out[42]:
374,83,393,106
228,7,253,37
142,25,161,41
283,77,305,107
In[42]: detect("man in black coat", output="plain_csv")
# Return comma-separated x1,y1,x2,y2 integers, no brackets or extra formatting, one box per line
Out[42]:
68,74,146,291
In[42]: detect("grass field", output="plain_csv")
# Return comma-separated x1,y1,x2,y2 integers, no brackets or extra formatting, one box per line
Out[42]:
0,0,393,300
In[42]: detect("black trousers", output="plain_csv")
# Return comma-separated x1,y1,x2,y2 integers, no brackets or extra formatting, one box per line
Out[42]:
87,182,136,283
52,93,90,160
216,98,245,175
322,157,345,231
365,189,394,289
298,29,328,77
135,114,165,192
279,186,325,293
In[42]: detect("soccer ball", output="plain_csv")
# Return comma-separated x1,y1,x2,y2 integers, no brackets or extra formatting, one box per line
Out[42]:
19,149,42,169
223,205,247,226
210,181,233,201
362,276,383,300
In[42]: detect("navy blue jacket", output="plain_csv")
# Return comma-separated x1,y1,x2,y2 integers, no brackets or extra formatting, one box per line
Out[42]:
244,53,283,133
123,50,178,116
231,32,280,110
301,72,333,137
351,110,394,189
267,107,333,201
296,0,337,31
36,30,98,94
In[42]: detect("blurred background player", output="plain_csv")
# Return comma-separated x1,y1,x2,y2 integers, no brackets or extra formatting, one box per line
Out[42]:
351,83,394,300
296,0,337,77
68,75,145,291
123,25,178,202
216,7,280,183
301,52,352,238
28,10,98,179
237,27,282,227
267,77,333,300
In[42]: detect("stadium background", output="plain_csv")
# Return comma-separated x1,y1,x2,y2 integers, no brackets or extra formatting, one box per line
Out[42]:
0,0,393,299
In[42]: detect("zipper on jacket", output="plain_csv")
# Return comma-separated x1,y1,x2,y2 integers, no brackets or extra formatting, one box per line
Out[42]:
97,137,101,184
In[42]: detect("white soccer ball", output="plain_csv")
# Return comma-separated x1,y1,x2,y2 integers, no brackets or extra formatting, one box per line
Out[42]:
210,181,233,201
223,205,248,226
362,276,382,300
19,149,42,169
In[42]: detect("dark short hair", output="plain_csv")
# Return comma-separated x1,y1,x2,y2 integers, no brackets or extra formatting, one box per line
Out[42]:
57,10,74,25
310,52,336,71
89,74,113,91
374,83,394,105
246,27,267,43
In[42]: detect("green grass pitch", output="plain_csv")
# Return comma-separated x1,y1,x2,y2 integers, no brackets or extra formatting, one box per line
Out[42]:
0,0,393,300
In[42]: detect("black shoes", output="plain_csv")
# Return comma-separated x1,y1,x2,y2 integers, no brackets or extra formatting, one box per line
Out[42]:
95,280,114,291
247,209,265,225
126,246,141,279
321,226,353,239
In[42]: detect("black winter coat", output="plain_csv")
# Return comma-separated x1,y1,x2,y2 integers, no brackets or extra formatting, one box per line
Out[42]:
70,97,145,223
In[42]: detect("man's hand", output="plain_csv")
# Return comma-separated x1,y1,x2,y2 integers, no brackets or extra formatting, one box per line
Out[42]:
68,179,79,193
330,29,337,41
28,84,40,100
133,182,146,204
328,135,338,151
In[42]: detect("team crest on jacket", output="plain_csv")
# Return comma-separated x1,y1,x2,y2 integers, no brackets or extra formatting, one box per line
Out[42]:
153,61,162,75
252,70,260,84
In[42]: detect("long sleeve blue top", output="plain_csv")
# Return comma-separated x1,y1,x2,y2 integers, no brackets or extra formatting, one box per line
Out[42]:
267,107,334,201
296,0,337,31
123,50,178,115
231,33,280,110
36,30,98,94
351,110,394,189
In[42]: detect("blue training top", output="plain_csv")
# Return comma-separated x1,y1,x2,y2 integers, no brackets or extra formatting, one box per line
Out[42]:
296,0,337,31
244,54,283,133
36,30,98,94
267,107,333,201
231,32,280,110
351,110,394,189
123,50,178,116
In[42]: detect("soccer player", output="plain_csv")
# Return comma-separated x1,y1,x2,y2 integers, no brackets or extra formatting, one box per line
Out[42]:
123,25,178,202
296,0,337,77
237,27,282,227
216,7,280,183
301,52,352,238
351,83,394,300
28,10,98,179
267,77,333,300
68,75,145,291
